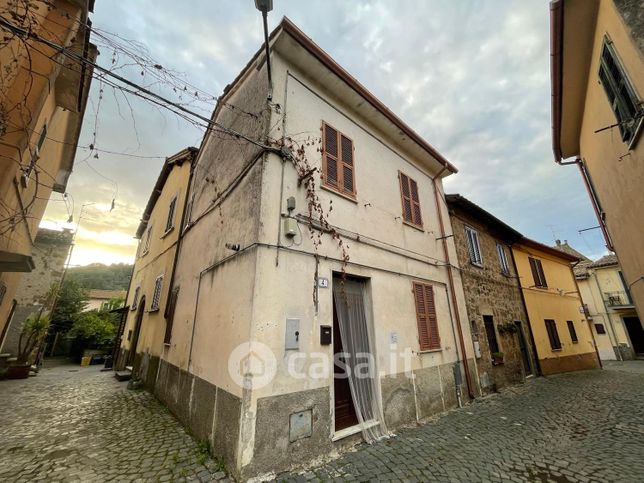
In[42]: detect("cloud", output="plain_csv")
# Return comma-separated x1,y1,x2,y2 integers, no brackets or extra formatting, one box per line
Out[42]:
42,0,606,266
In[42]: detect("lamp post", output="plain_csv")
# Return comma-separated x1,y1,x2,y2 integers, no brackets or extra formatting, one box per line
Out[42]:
255,0,274,100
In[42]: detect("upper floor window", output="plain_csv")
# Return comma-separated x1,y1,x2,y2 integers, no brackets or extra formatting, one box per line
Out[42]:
496,243,510,274
398,172,423,227
150,276,163,312
322,122,356,197
412,282,441,351
130,286,141,311
465,226,483,266
165,195,178,233
598,38,642,145
143,225,153,255
528,257,548,288
567,320,578,343
22,122,47,187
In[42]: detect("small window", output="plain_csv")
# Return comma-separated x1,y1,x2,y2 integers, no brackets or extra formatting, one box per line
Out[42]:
130,286,141,311
595,323,607,335
322,122,356,197
150,276,163,312
165,195,178,233
465,226,483,266
143,225,153,255
483,315,500,355
412,282,440,351
545,319,562,350
567,320,578,343
496,243,510,274
399,172,423,227
598,38,642,144
529,257,548,288
22,123,47,186
164,286,180,344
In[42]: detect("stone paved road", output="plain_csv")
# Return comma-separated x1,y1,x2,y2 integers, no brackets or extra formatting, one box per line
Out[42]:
277,362,644,482
0,361,228,482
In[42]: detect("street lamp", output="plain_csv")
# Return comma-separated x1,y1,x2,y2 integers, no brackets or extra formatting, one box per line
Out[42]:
255,0,274,100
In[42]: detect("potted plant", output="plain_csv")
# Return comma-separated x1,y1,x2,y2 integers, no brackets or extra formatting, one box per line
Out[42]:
7,314,50,379
492,351,505,365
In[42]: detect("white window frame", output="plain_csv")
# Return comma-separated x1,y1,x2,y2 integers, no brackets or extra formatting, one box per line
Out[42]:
465,226,483,266
130,286,141,311
496,242,510,274
143,225,153,255
164,194,178,234
150,275,164,312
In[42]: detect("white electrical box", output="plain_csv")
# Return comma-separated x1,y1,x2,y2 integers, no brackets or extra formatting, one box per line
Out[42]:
285,318,300,350
473,341,481,359
284,217,298,238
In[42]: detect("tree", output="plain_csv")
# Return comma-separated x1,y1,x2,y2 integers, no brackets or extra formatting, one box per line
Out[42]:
17,314,50,364
49,280,88,334
67,310,118,351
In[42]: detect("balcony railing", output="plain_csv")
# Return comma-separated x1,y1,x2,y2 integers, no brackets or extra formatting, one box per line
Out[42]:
603,291,633,308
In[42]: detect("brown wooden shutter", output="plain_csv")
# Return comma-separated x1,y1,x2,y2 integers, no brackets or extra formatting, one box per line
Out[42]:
529,257,540,286
536,260,547,287
413,282,440,350
409,178,422,226
340,134,355,194
164,286,180,344
324,123,339,188
399,173,413,222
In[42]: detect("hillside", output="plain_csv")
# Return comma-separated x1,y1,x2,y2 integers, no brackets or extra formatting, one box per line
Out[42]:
66,263,133,291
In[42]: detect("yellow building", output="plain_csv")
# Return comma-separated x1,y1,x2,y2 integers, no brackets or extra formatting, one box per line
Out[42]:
116,147,197,384
576,254,643,360
512,238,600,375
0,0,95,347
550,0,643,321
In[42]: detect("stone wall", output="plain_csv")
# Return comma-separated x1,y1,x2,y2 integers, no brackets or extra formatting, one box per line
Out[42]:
1,228,72,354
449,212,537,393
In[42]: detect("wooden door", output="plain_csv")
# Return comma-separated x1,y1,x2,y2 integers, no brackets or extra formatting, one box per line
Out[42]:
333,298,358,431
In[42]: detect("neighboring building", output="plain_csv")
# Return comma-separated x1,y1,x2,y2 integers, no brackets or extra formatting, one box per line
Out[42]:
121,18,478,479
117,147,197,384
446,195,538,393
550,0,644,321
85,289,127,312
0,228,72,355
512,238,601,375
0,0,96,344
576,254,643,360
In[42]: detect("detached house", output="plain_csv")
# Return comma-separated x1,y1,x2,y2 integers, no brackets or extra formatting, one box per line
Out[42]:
512,238,601,375
117,147,197,383
121,18,479,479
446,195,537,393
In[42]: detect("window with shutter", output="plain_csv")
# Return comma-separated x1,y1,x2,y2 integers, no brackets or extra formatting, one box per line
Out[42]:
483,315,500,355
165,195,178,233
496,243,510,274
598,38,642,144
412,282,440,351
464,226,483,266
322,122,356,197
544,319,562,350
399,172,423,227
150,276,163,311
566,320,578,343
131,286,140,311
528,257,547,288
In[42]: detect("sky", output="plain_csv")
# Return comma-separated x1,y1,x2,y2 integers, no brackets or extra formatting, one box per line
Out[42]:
41,0,610,267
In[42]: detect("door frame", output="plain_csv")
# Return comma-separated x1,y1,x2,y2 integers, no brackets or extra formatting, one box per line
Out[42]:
128,296,145,365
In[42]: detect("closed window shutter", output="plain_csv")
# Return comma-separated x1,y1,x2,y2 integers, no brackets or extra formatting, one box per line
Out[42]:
324,124,339,187
529,257,540,286
413,282,440,350
537,260,547,287
409,178,422,226
164,287,179,343
400,173,413,222
340,135,354,194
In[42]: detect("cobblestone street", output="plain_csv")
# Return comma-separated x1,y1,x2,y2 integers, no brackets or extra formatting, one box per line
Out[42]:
1,362,644,482
0,361,228,482
278,362,644,482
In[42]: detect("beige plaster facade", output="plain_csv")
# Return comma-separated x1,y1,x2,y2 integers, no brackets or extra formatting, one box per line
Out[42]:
576,255,642,360
0,0,95,346
551,0,644,321
128,18,479,479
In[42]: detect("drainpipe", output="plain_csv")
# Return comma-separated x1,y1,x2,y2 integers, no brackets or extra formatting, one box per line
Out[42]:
432,172,474,399
590,269,622,361
509,246,542,376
